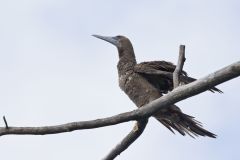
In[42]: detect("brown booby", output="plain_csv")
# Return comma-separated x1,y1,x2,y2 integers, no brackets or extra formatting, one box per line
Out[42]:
93,35,222,138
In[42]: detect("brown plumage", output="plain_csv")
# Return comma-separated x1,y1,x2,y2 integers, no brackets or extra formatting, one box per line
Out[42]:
93,35,222,138
135,61,223,93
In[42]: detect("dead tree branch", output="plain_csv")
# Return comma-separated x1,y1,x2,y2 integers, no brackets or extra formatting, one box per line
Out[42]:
0,61,239,137
173,45,186,88
102,119,148,160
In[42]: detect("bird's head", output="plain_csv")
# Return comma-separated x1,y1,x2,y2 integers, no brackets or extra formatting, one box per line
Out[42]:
92,34,135,59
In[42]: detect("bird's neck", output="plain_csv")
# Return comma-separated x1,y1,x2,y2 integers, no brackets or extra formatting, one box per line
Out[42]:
117,49,137,76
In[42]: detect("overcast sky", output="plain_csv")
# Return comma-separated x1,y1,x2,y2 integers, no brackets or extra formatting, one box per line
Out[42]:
0,0,240,160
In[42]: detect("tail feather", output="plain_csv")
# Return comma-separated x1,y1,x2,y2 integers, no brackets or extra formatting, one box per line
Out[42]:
159,119,175,134
155,108,216,138
159,119,197,138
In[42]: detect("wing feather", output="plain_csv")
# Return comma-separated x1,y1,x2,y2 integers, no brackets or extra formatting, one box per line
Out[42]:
134,61,223,93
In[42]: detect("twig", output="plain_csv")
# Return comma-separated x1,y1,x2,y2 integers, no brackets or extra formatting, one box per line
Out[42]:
173,45,186,88
102,119,148,160
3,116,9,129
0,61,239,137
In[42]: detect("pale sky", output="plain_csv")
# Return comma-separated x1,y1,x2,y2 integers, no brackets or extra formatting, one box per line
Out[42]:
0,0,240,160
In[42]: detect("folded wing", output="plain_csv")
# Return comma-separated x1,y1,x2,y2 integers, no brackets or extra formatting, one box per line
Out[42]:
134,61,223,93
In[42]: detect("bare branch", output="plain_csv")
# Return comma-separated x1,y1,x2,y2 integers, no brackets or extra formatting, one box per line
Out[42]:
0,112,141,136
173,45,186,88
102,119,148,160
0,61,239,137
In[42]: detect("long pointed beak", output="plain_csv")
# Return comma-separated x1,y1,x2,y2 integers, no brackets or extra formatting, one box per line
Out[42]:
92,34,119,47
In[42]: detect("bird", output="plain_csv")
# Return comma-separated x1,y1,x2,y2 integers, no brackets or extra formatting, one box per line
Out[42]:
93,35,222,138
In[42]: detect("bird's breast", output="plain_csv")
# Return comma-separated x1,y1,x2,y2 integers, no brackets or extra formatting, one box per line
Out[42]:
118,72,161,107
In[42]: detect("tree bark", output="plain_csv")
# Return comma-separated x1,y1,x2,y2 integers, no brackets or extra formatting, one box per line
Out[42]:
102,119,148,160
